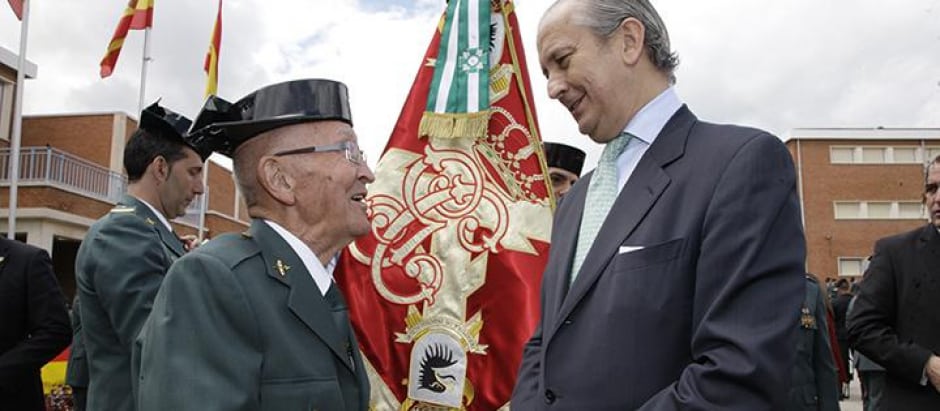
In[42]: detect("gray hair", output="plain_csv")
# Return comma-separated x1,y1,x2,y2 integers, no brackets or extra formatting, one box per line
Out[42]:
565,0,679,83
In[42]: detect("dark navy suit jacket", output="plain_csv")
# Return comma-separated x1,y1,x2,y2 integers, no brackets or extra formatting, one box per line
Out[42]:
512,106,806,410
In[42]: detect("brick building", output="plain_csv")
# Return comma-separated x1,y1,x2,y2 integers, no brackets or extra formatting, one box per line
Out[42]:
0,46,248,300
786,128,939,280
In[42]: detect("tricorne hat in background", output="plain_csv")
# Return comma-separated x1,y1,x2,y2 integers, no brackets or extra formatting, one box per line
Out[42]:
187,95,237,158
200,79,353,157
543,141,586,176
139,101,213,161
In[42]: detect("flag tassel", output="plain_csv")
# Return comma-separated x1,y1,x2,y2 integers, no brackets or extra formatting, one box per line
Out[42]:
419,110,490,140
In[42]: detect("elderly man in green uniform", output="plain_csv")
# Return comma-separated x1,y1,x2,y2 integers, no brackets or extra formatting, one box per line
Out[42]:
136,79,373,410
72,102,210,411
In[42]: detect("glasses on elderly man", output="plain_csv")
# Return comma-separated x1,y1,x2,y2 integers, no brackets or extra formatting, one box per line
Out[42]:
272,140,367,165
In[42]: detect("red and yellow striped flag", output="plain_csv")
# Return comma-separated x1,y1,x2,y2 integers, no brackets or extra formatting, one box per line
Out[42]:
6,0,23,20
204,0,222,97
99,0,154,78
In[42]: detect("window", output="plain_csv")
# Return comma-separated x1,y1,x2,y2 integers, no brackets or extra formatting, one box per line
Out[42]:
893,147,919,163
834,202,861,219
838,257,865,277
830,145,927,164
867,202,892,219
834,200,924,219
926,147,940,163
861,147,886,163
830,147,854,164
899,202,925,219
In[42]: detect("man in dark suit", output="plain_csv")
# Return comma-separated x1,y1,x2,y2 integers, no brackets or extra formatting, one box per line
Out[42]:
512,0,805,409
0,237,71,411
72,102,210,411
136,79,373,410
847,155,940,410
830,278,854,398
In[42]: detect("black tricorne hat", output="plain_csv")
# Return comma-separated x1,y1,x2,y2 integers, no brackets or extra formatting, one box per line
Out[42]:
205,79,353,157
139,101,212,161
187,95,237,158
543,142,586,176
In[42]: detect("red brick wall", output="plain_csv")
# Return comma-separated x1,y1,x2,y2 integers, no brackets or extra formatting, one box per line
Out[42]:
22,115,117,168
789,139,925,279
0,186,114,220
207,161,235,216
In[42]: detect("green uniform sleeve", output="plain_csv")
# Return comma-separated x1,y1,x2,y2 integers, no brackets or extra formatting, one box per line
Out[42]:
136,251,262,411
87,215,170,347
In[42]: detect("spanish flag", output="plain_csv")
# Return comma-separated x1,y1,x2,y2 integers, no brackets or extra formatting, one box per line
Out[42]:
334,1,552,409
204,0,222,97
99,0,154,78
6,0,22,20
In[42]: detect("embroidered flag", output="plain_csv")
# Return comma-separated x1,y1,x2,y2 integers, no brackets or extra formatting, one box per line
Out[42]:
335,0,552,409
99,0,154,78
6,0,22,20
204,0,222,97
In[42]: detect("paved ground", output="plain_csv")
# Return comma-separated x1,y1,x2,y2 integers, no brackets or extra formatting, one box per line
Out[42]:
839,379,863,411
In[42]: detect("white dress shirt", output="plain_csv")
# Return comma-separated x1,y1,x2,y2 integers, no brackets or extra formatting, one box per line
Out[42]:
615,86,683,192
264,220,336,296
137,197,173,232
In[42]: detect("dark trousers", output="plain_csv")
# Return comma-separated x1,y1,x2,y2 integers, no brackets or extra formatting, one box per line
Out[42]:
71,386,87,411
860,371,885,411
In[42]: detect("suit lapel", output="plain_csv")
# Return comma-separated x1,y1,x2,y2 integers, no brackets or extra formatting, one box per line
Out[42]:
123,195,186,257
250,220,355,372
919,224,940,279
0,240,10,275
553,106,695,332
544,181,587,326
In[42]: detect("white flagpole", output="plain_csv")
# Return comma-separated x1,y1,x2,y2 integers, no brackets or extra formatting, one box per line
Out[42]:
197,158,210,242
138,26,152,114
7,0,31,240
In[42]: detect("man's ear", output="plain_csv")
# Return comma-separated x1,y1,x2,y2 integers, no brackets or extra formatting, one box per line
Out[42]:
258,156,296,205
617,17,645,66
150,155,170,182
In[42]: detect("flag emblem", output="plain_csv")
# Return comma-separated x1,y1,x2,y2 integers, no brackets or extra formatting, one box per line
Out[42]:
336,1,551,409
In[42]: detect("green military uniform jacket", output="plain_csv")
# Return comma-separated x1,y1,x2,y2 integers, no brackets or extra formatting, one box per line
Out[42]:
788,276,840,410
136,219,369,411
75,195,185,411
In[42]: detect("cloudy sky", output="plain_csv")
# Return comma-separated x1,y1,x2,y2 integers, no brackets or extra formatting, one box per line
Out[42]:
1,0,938,168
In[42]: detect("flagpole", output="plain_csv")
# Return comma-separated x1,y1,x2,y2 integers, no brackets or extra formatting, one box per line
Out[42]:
197,158,210,242
138,26,152,114
7,0,30,240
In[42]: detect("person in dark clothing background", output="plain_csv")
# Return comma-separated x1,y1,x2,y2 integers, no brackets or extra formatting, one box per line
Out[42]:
831,278,854,399
0,237,72,411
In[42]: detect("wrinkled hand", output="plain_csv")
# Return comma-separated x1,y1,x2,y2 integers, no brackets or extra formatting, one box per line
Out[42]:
180,234,200,252
927,355,940,393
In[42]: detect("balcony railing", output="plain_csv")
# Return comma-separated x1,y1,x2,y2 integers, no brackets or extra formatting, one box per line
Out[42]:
0,146,126,203
0,146,205,225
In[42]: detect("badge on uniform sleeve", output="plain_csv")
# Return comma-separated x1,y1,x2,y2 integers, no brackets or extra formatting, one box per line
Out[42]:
274,259,291,277
800,307,817,329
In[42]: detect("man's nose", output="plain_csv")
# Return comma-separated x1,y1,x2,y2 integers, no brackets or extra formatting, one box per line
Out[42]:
194,175,206,194
546,76,566,100
359,162,376,184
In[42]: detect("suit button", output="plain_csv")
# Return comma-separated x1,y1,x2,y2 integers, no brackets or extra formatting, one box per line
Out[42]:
563,318,573,325
544,389,556,404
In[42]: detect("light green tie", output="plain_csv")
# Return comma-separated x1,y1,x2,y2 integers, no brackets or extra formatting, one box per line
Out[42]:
571,133,632,284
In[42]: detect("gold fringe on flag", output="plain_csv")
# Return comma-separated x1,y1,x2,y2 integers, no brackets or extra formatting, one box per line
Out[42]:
419,111,491,140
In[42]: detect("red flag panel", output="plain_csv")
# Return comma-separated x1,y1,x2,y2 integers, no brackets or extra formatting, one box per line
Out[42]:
99,0,152,78
6,0,22,20
335,1,551,409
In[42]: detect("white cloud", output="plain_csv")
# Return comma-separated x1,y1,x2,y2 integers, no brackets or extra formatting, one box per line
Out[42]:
2,0,938,170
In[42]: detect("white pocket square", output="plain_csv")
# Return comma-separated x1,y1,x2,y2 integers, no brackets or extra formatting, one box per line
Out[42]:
618,245,645,254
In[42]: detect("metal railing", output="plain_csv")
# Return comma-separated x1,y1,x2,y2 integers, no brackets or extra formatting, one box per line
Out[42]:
0,146,205,225
0,146,127,203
